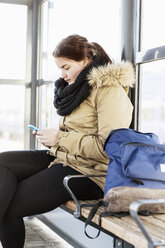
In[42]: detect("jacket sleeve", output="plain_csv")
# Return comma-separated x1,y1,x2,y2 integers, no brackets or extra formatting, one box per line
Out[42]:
51,85,133,162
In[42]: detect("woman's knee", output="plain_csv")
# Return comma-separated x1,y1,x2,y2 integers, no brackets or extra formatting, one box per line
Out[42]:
0,151,21,169
0,151,11,168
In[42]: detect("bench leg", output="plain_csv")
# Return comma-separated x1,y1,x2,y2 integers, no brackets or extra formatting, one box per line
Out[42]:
113,238,134,248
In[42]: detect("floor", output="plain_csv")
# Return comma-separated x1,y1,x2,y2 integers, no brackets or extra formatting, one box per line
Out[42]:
0,217,73,248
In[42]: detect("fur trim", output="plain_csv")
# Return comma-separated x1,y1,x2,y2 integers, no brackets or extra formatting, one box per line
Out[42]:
87,61,135,88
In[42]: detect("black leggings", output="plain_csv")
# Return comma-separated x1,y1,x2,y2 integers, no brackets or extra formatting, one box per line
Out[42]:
0,150,103,248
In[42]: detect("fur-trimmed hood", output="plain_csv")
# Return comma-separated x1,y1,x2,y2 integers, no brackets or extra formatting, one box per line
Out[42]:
87,61,135,88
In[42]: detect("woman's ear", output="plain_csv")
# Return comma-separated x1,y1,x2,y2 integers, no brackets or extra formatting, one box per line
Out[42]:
83,57,90,67
78,57,90,68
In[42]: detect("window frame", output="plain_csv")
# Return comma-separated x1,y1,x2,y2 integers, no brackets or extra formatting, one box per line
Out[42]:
135,0,165,130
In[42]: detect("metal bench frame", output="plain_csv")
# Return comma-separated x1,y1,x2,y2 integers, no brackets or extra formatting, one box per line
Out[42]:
63,174,165,248
63,174,133,248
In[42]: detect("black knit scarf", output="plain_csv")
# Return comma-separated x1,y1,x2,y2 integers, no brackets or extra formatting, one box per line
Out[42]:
53,56,108,116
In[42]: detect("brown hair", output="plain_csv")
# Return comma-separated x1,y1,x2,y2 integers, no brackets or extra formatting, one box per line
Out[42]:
52,34,112,64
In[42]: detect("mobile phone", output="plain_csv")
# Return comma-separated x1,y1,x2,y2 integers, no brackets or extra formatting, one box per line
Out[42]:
28,124,39,132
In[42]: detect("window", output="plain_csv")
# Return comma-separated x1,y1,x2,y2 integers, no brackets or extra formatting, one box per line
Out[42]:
139,60,165,143
0,85,25,151
39,0,122,82
38,84,60,129
0,3,27,79
50,0,122,62
0,3,28,151
141,0,165,50
136,0,165,144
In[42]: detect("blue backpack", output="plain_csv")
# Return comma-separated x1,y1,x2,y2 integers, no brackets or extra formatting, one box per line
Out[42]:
104,128,165,195
85,128,165,239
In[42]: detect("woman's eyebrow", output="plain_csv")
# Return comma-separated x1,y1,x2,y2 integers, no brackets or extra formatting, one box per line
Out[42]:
61,64,68,69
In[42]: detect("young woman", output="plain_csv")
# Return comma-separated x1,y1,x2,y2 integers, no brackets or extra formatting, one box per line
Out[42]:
0,34,134,248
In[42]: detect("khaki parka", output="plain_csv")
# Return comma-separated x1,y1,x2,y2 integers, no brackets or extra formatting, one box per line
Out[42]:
49,61,135,191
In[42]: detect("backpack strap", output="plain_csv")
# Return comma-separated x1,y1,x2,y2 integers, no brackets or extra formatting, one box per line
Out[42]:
84,200,105,239
84,200,130,239
84,201,151,239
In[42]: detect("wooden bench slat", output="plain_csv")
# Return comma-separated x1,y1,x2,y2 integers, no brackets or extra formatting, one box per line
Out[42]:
124,215,165,241
63,200,165,248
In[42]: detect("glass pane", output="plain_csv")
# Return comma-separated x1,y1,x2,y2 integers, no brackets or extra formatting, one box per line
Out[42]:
39,1,49,81
0,3,27,79
37,84,60,149
38,84,60,128
139,60,165,143
141,0,165,50
39,0,121,81
0,85,25,151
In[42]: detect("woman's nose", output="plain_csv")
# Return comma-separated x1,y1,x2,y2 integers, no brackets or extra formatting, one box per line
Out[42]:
61,71,67,79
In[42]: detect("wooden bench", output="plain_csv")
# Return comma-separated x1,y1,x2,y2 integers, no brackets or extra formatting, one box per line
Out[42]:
61,175,165,248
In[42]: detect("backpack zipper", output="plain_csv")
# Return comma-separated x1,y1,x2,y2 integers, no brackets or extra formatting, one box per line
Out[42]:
123,142,165,151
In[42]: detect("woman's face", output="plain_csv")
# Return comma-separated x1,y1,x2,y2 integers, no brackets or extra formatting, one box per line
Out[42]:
55,57,89,84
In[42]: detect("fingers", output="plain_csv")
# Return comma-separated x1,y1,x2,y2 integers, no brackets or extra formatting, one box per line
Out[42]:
33,130,43,136
32,130,38,135
31,129,47,145
32,128,57,147
36,135,47,143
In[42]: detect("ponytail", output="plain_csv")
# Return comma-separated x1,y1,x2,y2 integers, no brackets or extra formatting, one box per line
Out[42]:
90,42,112,64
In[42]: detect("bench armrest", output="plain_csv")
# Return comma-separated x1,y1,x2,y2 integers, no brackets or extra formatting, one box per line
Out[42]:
63,174,106,218
130,199,165,248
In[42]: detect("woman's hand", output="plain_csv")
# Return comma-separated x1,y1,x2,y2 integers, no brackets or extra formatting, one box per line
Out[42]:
34,128,58,147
